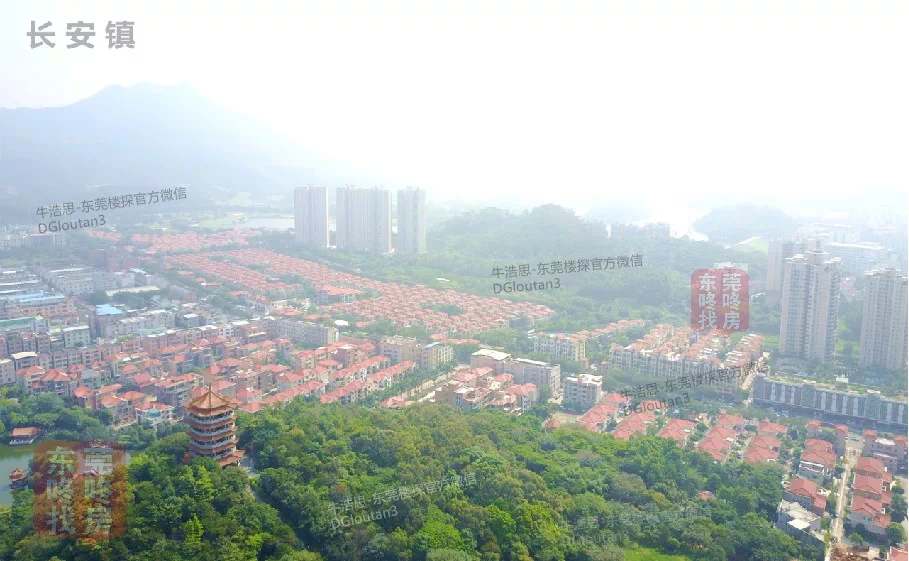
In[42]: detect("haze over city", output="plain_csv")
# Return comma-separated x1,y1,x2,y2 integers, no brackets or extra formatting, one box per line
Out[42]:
1,0,906,214
0,3,907,561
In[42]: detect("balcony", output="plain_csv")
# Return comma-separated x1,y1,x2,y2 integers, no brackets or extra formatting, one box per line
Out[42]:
190,425,235,438
187,412,232,425
191,437,234,450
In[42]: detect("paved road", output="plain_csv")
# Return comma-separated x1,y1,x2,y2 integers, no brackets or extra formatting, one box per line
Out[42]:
830,435,862,547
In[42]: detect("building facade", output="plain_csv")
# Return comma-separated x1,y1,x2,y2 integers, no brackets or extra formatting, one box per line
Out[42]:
533,333,587,364
752,374,908,430
563,373,603,409
396,187,427,254
859,268,908,371
825,242,886,275
779,251,842,361
293,185,330,248
336,186,392,253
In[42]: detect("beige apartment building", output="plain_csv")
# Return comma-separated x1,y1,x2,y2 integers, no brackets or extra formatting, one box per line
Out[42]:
563,373,603,409
533,333,587,364
859,268,908,371
336,186,392,254
380,336,453,370
294,185,330,248
396,187,427,254
779,251,842,361
506,357,561,398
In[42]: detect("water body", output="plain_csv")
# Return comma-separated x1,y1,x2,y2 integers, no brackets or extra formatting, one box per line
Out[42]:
0,443,37,505
0,444,132,505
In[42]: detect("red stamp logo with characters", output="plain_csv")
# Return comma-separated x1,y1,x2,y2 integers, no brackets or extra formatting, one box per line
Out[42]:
32,441,127,539
690,268,749,332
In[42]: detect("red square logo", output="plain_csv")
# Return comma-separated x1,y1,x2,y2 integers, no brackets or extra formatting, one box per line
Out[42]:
690,268,749,332
32,441,127,539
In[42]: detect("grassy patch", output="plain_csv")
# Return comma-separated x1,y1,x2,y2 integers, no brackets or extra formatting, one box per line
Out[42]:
760,333,780,350
735,236,769,253
197,214,246,229
624,546,692,561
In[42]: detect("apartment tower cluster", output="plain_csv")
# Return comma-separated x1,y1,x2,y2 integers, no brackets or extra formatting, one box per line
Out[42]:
293,185,427,255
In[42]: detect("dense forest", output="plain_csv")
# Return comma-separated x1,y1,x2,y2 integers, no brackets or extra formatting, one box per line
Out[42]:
0,402,824,561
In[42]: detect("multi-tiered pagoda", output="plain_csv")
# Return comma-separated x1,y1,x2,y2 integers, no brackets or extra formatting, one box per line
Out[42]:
185,387,244,468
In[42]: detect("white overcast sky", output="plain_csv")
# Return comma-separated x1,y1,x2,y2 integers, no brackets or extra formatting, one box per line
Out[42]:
1,1,907,215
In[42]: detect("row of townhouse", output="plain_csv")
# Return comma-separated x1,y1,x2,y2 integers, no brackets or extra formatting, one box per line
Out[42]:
533,319,650,367
861,429,908,473
576,392,631,432
847,456,895,539
430,367,539,414
377,336,454,370
697,413,746,462
806,419,849,455
170,249,553,337
320,360,418,405
469,350,561,397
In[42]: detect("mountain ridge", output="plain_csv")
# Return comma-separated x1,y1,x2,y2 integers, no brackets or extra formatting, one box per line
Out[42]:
0,83,369,224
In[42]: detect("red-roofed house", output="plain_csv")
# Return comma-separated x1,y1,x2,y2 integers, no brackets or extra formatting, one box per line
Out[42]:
234,387,262,404
502,383,538,413
757,421,787,437
37,369,77,397
98,394,135,428
853,474,890,507
697,436,729,462
855,456,887,479
715,413,744,430
658,418,697,445
849,494,890,538
783,477,826,515
798,439,837,483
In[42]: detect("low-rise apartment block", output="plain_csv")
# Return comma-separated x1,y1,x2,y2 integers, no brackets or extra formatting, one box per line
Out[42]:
506,358,560,398
775,500,824,553
533,333,587,364
563,373,603,409
862,429,908,473
752,374,908,430
62,325,91,348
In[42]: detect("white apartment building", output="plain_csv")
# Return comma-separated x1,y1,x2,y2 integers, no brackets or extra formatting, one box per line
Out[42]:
336,186,391,254
46,267,95,296
767,239,799,294
563,373,603,409
779,251,842,361
294,185,330,248
62,325,91,348
859,268,908,371
421,342,453,370
103,310,176,337
533,333,587,363
379,336,422,364
825,242,886,275
276,318,339,346
396,187,427,254
506,358,561,397
0,358,15,386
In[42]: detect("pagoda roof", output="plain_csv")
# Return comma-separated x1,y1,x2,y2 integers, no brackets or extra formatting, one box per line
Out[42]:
187,386,236,414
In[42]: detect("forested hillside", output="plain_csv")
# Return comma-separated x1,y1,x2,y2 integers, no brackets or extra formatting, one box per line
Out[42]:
0,403,822,561
238,403,812,561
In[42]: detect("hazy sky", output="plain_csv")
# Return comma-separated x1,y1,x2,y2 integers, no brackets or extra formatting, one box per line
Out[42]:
2,1,907,214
